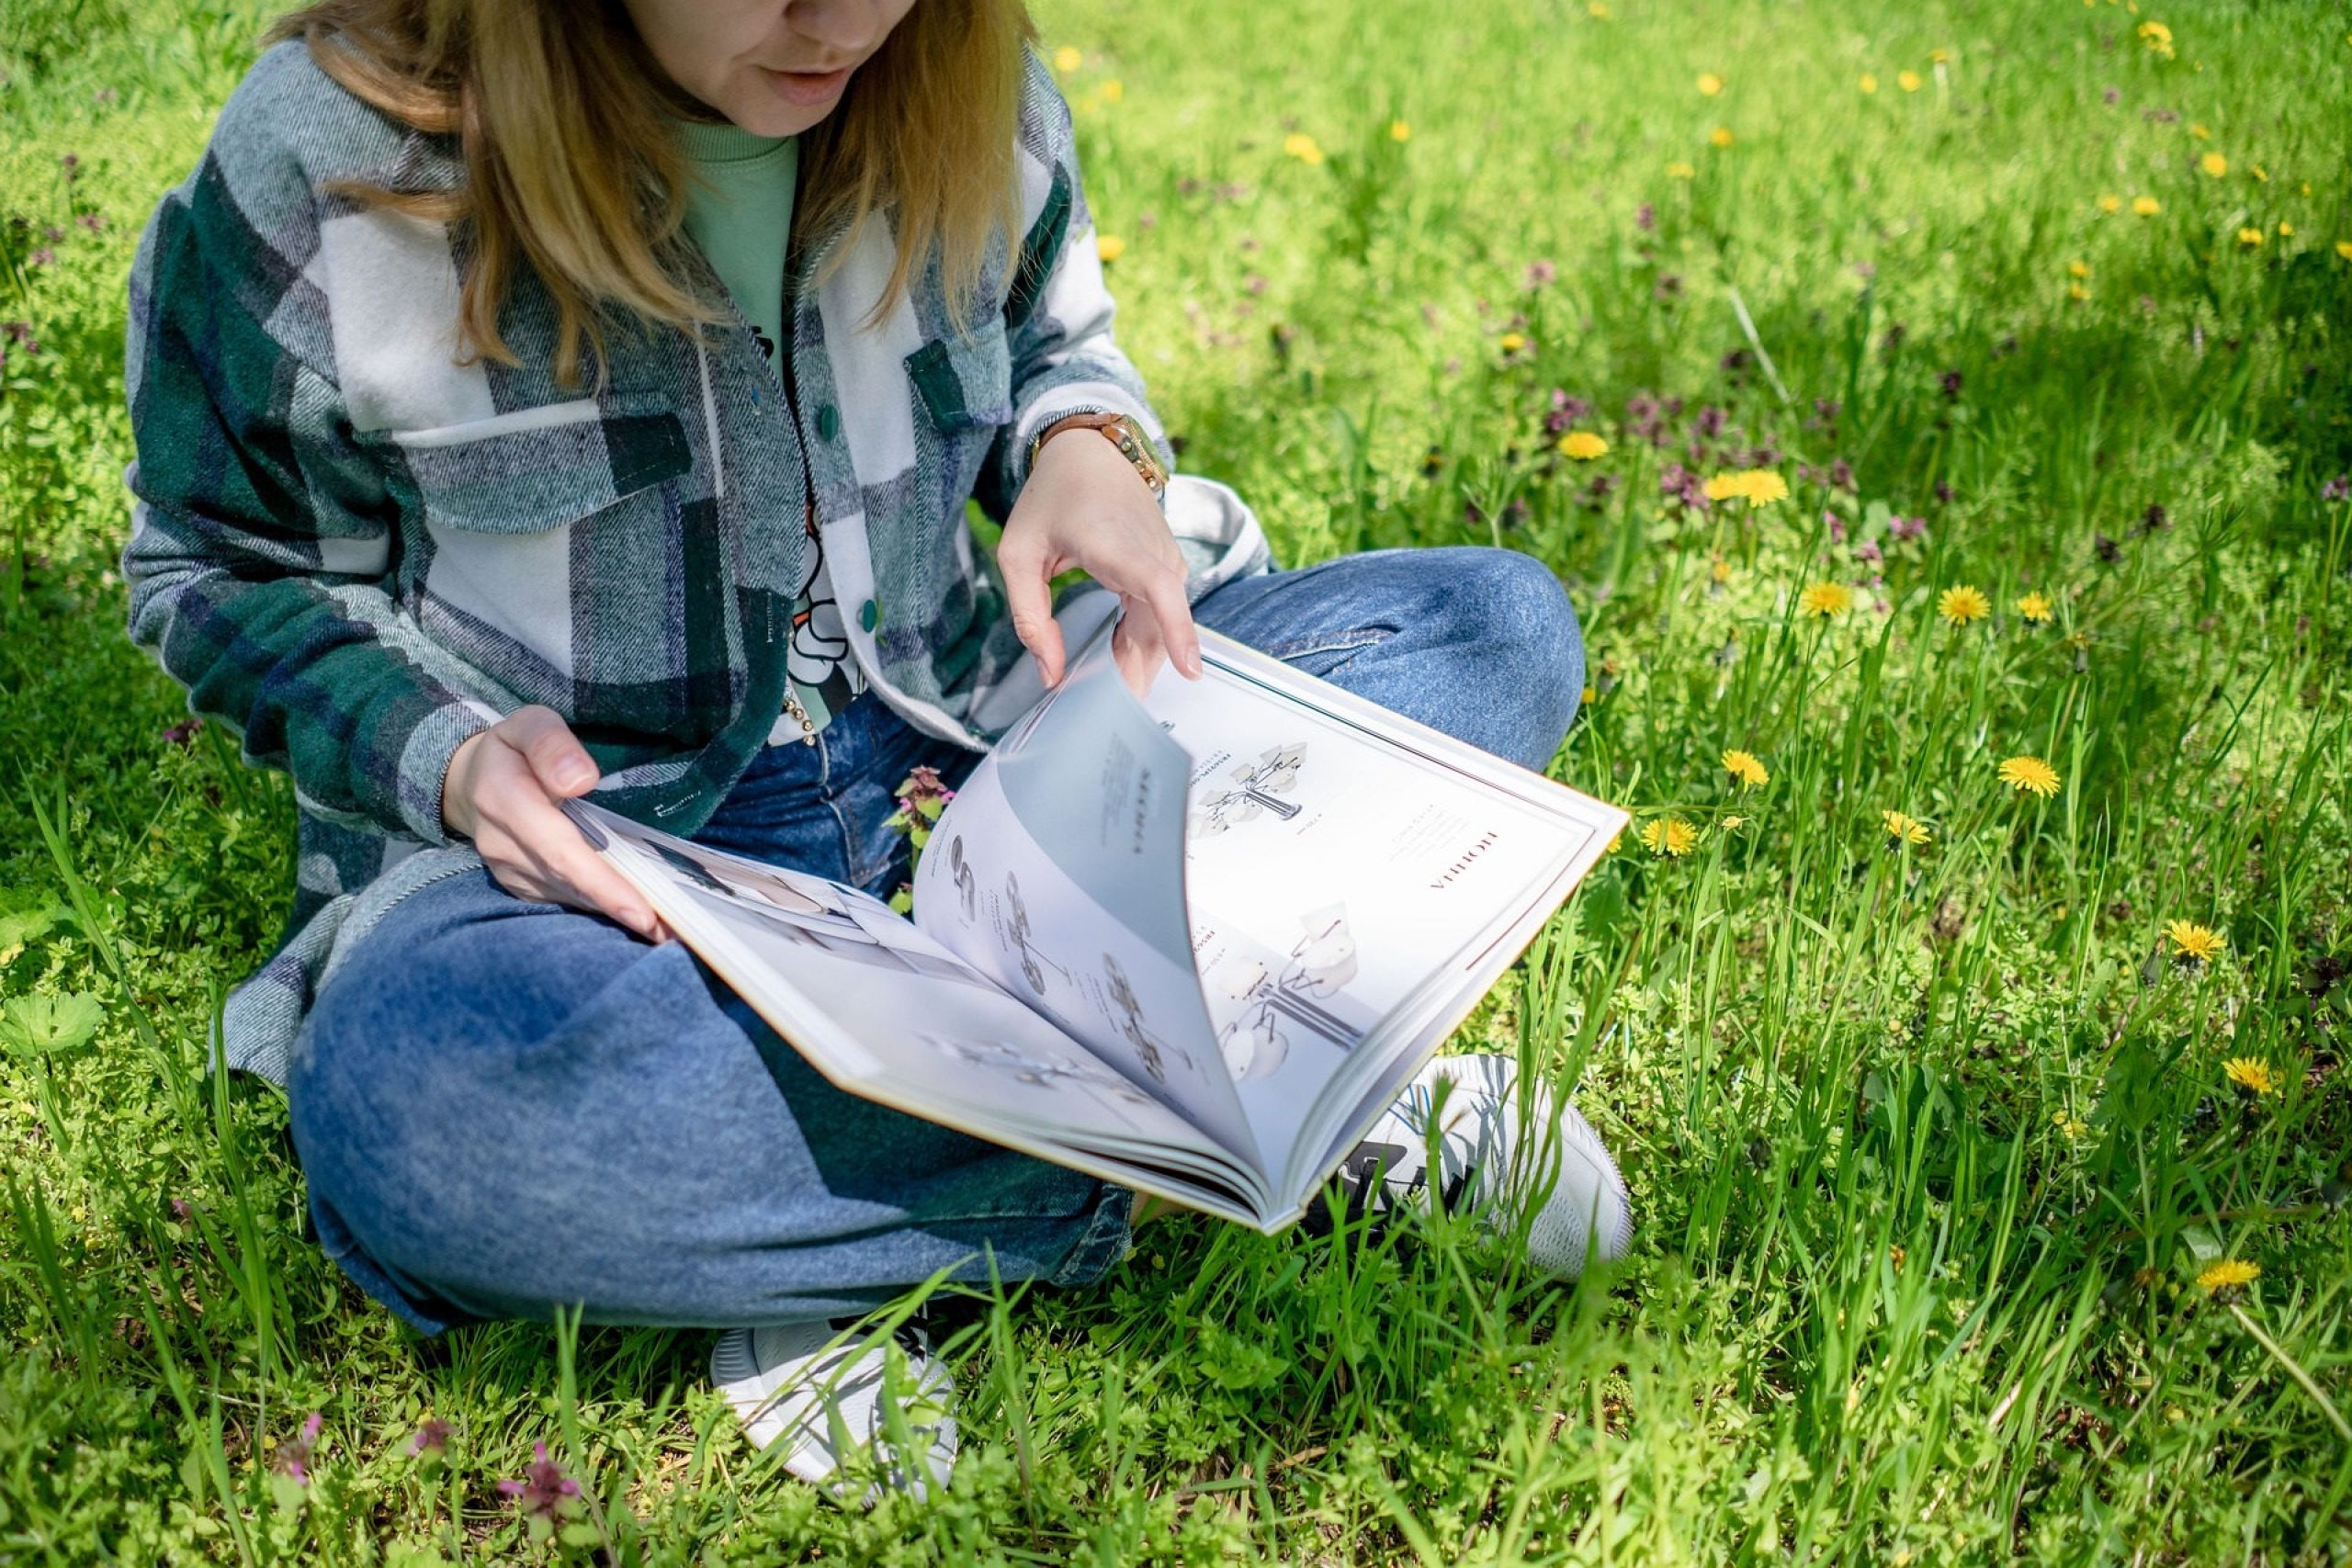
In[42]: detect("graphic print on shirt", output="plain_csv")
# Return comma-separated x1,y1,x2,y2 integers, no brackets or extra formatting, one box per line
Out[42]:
789,496,862,720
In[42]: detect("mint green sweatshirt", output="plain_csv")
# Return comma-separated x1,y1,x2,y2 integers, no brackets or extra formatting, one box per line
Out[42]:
670,117,865,739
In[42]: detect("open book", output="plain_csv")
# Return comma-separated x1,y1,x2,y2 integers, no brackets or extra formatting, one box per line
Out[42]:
563,614,1625,1230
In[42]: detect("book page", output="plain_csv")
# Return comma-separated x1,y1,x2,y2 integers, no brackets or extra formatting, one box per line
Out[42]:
564,803,1248,1177
913,629,1258,1167
1141,636,1616,1169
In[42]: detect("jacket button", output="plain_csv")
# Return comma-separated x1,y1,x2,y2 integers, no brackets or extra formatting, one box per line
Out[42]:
858,599,878,632
816,402,840,442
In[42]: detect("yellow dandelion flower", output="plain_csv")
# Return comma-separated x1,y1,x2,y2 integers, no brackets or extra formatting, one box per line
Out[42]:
1859,72,1880,94
2222,1056,2278,1097
1588,0,1612,17
1722,749,1770,788
1998,755,2062,797
1799,581,1855,618
2016,591,2054,623
2164,919,2226,964
1640,816,1700,857
1666,160,1697,179
1558,432,1610,460
1697,73,1724,96
2236,225,2264,248
1938,584,1992,625
1095,233,1127,263
1709,125,1736,148
1051,45,1082,73
2098,193,2121,213
2200,151,2228,177
2278,220,2293,237
2339,241,2352,261
2067,258,2091,277
1100,78,1125,103
2067,281,2091,301
2251,164,2269,183
1283,131,1326,165
2195,1258,2259,1293
1703,472,1743,502
1739,469,1789,506
1710,557,1735,584
1498,331,1527,355
2132,195,2162,216
2136,20,2174,57
2189,122,2211,141
1388,118,1411,142
1897,69,1922,92
1882,809,1931,847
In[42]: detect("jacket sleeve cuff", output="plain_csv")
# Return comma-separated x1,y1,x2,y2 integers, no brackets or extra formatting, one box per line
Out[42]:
388,699,501,848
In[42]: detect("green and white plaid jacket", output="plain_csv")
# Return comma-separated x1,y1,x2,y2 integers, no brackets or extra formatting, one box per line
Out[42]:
122,38,1268,1081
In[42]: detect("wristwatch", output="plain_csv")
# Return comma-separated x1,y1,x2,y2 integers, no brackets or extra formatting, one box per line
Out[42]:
1026,411,1169,502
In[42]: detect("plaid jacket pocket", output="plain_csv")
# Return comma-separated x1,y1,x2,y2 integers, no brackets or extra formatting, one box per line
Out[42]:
904,330,1014,434
387,391,693,534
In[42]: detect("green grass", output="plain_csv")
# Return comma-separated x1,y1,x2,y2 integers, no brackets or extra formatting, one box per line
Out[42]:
5,0,2350,1559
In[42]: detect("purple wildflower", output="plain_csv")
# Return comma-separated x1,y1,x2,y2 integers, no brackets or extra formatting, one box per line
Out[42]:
2322,473,2350,503
274,1413,323,1485
1524,259,1557,288
60,154,79,180
410,1417,452,1458
2102,85,2120,104
1720,349,1751,374
1827,457,1855,492
28,249,53,267
1659,463,1711,512
1653,273,1682,299
164,717,201,747
77,212,106,232
2094,533,2122,563
1854,539,1883,563
1634,203,1655,232
1938,369,1963,400
169,1197,193,1220
1694,404,1727,439
1543,389,1592,435
1887,514,1927,543
1933,480,1955,506
2139,502,2170,534
499,1442,582,1522
895,764,954,817
1827,516,1848,544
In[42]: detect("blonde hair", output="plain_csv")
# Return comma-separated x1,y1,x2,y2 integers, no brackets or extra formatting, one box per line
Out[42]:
268,0,1035,391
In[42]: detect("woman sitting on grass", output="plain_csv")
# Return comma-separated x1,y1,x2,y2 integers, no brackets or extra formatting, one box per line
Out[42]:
121,0,1632,1500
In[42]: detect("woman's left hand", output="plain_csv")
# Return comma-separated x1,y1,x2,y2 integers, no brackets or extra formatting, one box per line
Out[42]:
998,424,1203,699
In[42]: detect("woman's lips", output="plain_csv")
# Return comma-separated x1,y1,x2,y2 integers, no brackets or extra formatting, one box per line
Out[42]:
763,65,852,107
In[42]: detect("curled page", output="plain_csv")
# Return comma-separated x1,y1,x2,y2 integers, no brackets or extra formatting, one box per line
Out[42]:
915,627,1258,1167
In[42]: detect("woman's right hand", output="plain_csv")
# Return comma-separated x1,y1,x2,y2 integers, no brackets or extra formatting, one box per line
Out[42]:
441,705,670,942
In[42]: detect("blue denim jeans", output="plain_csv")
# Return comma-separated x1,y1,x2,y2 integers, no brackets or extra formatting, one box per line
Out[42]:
287,547,1584,1333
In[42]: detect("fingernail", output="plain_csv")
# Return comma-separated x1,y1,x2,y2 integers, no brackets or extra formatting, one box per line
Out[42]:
557,761,593,791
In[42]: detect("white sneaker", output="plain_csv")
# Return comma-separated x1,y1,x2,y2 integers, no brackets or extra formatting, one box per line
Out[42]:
1325,1053,1634,1277
709,1317,957,1505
